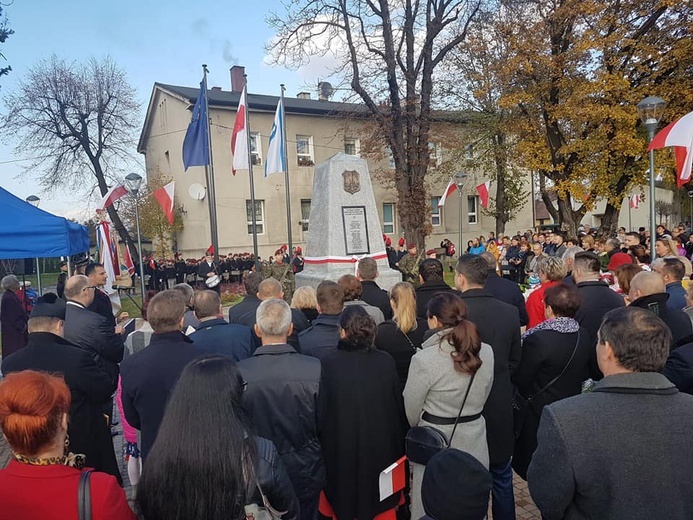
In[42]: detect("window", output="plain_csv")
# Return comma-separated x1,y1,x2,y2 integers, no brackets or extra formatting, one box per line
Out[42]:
382,203,396,234
431,197,441,227
344,137,360,156
300,199,311,232
296,135,314,166
246,200,265,235
429,142,441,167
387,148,395,169
468,195,479,224
250,133,262,166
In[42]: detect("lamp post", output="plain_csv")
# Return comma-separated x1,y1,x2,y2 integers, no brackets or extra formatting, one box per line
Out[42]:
25,195,42,294
124,173,147,299
454,172,468,258
636,95,666,260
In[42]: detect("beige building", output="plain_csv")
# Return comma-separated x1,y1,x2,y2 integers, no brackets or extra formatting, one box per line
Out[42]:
138,67,535,258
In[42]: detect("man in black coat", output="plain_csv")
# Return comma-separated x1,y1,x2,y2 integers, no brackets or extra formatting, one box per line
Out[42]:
480,252,529,327
228,272,263,323
572,252,625,379
298,280,344,359
189,290,253,361
85,263,116,325
1,293,121,483
663,339,693,394
357,257,393,320
197,251,220,294
120,290,203,460
415,259,455,319
63,275,125,388
628,271,692,349
455,255,521,520
528,307,693,519
238,299,324,520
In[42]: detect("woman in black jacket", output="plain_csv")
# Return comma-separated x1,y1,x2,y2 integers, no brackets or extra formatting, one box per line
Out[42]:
375,282,428,390
511,283,591,480
137,356,298,520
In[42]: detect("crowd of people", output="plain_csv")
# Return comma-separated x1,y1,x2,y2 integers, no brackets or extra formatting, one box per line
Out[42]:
1,222,693,519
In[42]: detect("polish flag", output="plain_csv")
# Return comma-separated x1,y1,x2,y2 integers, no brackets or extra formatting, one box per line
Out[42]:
648,111,693,187
477,181,491,208
231,85,249,175
153,181,175,225
379,456,407,501
98,184,128,210
122,244,135,275
629,194,640,209
438,179,458,207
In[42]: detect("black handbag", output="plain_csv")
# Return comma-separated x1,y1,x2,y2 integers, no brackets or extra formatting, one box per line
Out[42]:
406,372,476,465
512,331,581,439
78,470,93,520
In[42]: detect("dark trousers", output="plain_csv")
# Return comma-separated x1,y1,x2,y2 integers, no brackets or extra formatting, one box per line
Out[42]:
490,458,516,520
300,493,319,520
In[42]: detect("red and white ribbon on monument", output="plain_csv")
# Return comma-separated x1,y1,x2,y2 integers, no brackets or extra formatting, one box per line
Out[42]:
303,251,388,274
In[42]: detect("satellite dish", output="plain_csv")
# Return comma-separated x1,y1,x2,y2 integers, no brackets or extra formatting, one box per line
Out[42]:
318,81,334,101
188,183,206,201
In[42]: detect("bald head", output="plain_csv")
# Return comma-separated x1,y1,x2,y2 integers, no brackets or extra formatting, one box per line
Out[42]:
64,275,94,306
193,290,222,320
258,278,283,300
629,271,665,302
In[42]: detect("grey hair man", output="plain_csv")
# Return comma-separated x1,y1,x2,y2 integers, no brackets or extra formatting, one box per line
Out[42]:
357,257,392,320
528,307,693,519
171,282,200,330
561,246,584,279
237,298,325,520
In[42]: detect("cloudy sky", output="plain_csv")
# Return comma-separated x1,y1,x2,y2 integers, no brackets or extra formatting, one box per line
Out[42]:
0,0,337,219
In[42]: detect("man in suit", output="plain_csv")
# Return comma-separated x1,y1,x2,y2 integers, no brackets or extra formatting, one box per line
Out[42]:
120,290,202,460
528,307,693,519
238,299,324,520
652,257,688,311
85,263,116,325
298,281,344,359
63,275,124,389
415,259,455,319
629,271,692,348
228,272,263,323
198,251,220,294
2,293,121,482
189,290,253,361
455,254,521,520
357,257,393,320
480,252,528,327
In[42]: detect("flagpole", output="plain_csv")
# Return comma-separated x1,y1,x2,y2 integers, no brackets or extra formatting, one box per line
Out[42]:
628,196,632,232
280,84,293,253
244,74,261,270
202,64,220,262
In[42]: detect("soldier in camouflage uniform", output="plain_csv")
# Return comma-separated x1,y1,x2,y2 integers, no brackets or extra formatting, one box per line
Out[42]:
397,243,423,288
262,249,295,302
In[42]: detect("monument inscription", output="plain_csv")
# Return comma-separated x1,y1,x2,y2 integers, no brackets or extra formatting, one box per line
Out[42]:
342,206,370,255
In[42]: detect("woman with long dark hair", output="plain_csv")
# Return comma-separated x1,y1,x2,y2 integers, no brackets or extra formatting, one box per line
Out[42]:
136,356,298,520
403,292,495,519
319,306,407,520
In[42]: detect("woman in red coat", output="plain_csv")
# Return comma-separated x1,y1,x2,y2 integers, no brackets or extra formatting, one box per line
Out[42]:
0,370,135,520
525,256,567,328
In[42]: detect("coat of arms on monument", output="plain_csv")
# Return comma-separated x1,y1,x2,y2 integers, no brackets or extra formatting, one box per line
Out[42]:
342,170,361,195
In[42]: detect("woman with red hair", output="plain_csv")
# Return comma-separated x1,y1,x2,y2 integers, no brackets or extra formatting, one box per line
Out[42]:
0,370,135,519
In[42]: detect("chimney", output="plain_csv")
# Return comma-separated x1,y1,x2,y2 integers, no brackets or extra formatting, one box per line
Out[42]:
297,92,311,100
230,66,245,93
211,86,221,91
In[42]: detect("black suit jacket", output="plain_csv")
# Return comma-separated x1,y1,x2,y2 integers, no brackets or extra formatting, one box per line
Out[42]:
663,341,693,395
87,288,116,326
415,280,455,319
1,332,120,482
459,288,522,464
298,314,341,359
360,280,393,320
228,295,262,323
483,270,529,327
120,331,202,460
63,301,124,386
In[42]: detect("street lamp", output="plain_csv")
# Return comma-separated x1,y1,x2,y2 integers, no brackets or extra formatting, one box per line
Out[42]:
454,172,468,258
25,195,42,294
124,172,146,299
636,95,666,260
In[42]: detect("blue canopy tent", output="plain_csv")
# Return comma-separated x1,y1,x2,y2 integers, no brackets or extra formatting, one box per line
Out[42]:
0,186,90,259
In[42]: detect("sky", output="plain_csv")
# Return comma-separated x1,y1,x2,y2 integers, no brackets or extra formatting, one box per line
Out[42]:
0,0,335,219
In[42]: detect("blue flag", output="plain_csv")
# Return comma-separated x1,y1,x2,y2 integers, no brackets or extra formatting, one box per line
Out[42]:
182,80,210,170
265,97,286,177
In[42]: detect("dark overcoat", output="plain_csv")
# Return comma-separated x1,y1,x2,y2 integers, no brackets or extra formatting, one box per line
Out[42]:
0,290,28,358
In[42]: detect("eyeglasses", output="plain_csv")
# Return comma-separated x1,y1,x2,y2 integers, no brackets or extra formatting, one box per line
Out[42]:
83,285,98,291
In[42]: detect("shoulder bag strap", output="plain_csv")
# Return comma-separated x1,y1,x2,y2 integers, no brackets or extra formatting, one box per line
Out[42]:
78,470,93,520
527,331,581,403
447,371,477,447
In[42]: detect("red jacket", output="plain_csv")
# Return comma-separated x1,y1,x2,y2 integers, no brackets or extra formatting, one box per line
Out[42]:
0,460,135,520
526,280,560,328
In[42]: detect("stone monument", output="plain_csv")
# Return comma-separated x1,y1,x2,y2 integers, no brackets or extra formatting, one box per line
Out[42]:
296,153,402,291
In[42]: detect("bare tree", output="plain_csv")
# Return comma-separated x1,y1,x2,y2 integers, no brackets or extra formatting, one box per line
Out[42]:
1,55,141,255
268,0,483,248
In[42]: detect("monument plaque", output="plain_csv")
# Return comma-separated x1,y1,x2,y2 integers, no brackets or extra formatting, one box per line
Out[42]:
342,206,369,255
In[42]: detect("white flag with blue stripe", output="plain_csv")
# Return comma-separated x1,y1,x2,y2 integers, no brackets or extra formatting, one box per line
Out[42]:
265,97,286,177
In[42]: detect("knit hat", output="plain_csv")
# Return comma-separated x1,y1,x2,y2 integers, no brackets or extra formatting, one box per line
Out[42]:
29,293,66,320
421,449,492,520
607,252,633,271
